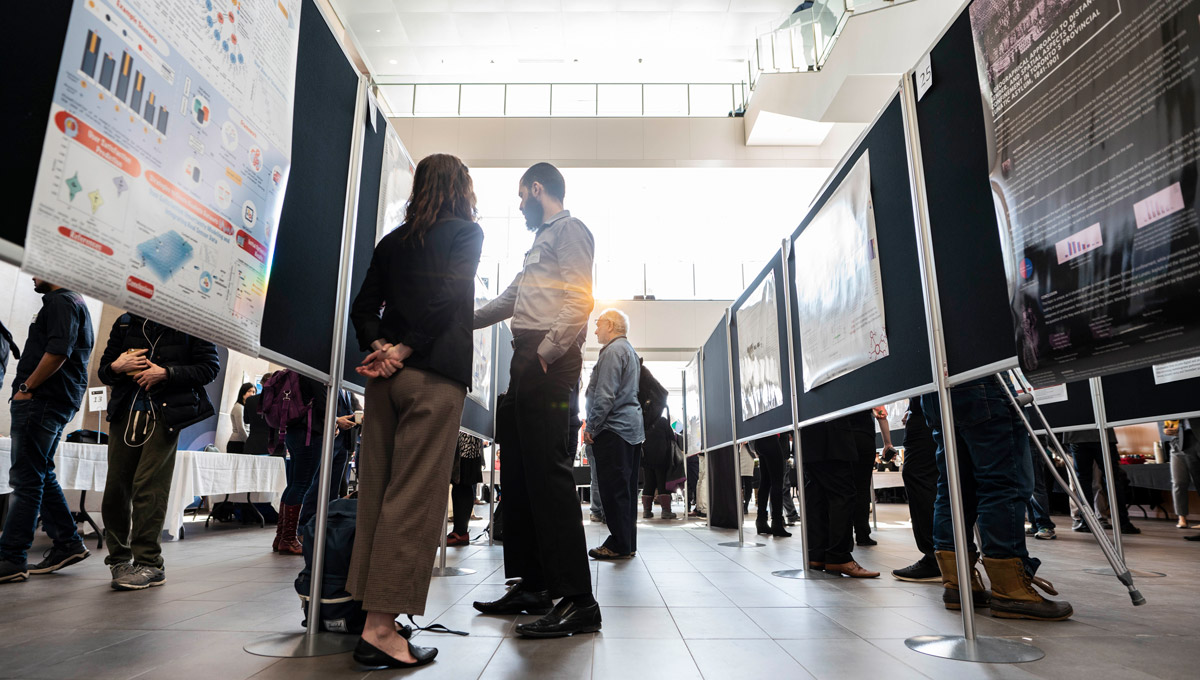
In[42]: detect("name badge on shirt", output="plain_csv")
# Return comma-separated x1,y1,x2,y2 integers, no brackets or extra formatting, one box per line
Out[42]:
524,250,541,267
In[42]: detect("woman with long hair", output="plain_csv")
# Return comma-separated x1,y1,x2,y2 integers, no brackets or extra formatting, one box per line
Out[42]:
227,382,255,454
347,153,484,670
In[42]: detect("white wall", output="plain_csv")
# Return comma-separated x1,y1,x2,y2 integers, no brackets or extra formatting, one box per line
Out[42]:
212,351,275,452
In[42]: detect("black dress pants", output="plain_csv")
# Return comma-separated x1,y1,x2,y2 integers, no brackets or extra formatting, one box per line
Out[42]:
852,431,876,539
497,339,591,598
804,460,855,564
900,435,938,561
1072,442,1131,527
595,430,640,555
756,436,786,524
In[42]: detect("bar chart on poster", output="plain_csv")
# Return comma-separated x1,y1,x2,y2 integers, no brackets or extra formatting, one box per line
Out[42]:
20,0,301,355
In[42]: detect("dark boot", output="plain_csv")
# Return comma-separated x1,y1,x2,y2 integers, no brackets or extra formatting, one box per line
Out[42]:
642,495,654,519
756,505,770,535
934,550,991,610
770,502,790,537
657,495,677,520
982,557,1073,621
277,504,303,555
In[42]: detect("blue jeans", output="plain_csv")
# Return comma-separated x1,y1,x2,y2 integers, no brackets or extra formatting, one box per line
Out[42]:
299,441,348,528
589,465,604,519
1026,445,1055,530
282,429,318,506
923,378,1039,575
0,399,83,564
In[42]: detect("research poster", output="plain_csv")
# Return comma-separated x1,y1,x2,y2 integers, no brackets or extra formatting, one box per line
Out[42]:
794,152,889,392
470,278,493,408
736,270,784,419
21,0,301,355
971,0,1200,387
685,354,702,456
377,122,415,239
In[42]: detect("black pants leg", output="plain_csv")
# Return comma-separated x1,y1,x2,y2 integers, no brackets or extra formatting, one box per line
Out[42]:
900,437,938,562
452,480,474,536
686,455,700,510
804,460,855,565
852,433,875,539
757,437,785,527
500,342,591,598
595,431,637,555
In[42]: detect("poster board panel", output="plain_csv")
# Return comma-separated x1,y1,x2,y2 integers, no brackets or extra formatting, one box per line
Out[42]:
730,254,793,438
791,93,934,425
684,352,702,455
702,317,733,450
1102,367,1200,428
343,104,387,389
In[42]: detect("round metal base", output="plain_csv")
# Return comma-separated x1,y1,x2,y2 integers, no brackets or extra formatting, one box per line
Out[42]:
1082,567,1165,578
718,541,764,547
244,631,359,658
432,566,477,577
905,635,1044,663
772,568,841,580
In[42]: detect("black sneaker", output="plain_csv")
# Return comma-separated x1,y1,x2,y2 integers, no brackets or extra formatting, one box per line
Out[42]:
28,544,90,575
892,559,942,582
0,559,29,584
1120,524,1141,535
1071,521,1092,533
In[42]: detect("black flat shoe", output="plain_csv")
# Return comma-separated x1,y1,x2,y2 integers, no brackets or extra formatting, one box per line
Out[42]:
856,537,877,546
473,581,553,615
353,637,437,670
515,599,602,638
771,526,792,538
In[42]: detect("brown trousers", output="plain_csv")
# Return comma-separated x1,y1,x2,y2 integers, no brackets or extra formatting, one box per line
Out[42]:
347,367,466,615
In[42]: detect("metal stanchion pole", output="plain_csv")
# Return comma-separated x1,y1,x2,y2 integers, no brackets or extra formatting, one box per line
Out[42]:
1089,378,1122,559
434,490,475,577
772,239,835,580
246,77,369,658
897,76,1042,663
488,446,496,547
720,308,763,548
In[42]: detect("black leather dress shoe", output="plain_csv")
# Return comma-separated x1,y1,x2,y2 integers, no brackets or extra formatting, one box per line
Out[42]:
515,599,602,638
473,582,553,615
353,637,437,670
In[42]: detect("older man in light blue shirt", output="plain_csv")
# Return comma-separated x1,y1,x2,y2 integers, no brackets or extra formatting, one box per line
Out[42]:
584,309,644,559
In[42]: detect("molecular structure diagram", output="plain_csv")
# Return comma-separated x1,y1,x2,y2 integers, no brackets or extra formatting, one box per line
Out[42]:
868,330,888,358
204,0,246,66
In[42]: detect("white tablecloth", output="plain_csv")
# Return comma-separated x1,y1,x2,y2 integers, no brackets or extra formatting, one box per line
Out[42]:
873,470,904,489
0,438,286,540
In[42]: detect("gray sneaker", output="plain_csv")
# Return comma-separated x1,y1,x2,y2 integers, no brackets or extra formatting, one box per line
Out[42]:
111,564,166,590
1034,527,1057,540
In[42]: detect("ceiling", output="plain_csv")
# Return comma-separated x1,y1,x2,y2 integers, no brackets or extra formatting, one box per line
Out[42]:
327,0,799,85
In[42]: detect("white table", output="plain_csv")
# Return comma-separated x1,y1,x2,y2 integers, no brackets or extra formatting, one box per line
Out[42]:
0,438,286,541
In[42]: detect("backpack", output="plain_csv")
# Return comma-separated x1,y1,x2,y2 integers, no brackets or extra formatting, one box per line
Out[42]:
260,370,313,446
638,360,669,430
295,498,366,634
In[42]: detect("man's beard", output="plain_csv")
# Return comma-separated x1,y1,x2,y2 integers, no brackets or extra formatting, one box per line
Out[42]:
33,281,51,294
522,199,544,231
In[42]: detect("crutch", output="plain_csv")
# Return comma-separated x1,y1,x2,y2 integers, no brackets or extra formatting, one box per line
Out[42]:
995,372,1145,606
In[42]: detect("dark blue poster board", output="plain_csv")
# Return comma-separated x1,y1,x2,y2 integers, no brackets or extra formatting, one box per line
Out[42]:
260,0,359,375
729,253,794,439
701,316,733,450
1102,367,1200,427
789,93,934,425
460,325,497,440
914,9,1017,382
343,107,387,390
1032,380,1094,432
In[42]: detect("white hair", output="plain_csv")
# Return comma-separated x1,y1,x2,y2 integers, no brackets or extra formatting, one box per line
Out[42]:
598,308,629,335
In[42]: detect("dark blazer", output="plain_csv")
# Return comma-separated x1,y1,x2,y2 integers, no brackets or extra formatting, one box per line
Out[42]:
800,414,862,464
349,215,484,388
98,314,220,433
243,393,270,454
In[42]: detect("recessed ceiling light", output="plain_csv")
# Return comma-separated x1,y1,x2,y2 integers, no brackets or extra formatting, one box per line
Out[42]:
375,29,381,33
388,59,398,65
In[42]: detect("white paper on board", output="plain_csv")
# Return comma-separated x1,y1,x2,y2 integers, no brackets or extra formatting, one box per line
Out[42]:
736,270,784,420
377,124,415,239
1152,357,1200,385
916,52,933,100
684,355,702,455
1031,383,1068,405
469,277,493,407
88,387,108,412
794,151,889,392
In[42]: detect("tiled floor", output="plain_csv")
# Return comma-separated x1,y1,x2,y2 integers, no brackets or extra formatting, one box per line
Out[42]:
1,504,1198,679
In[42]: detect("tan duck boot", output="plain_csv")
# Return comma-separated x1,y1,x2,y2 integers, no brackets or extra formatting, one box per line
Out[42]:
934,550,991,610
981,557,1073,621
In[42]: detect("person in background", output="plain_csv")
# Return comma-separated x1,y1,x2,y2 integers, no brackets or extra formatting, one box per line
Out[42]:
923,380,1073,620
346,153,484,669
803,417,878,578
472,162,601,638
754,432,791,537
298,388,360,528
849,408,887,547
588,438,605,524
98,314,220,590
270,373,328,556
0,318,18,389
641,415,678,521
686,450,701,517
693,452,708,519
449,432,486,546
1064,429,1139,535
0,278,94,584
1163,420,1200,540
1025,438,1056,540
585,309,644,559
228,382,255,453
783,453,801,525
243,374,271,456
892,397,941,582
739,442,756,514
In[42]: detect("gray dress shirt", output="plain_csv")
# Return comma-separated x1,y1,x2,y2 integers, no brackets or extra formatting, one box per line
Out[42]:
474,210,595,364
586,336,645,445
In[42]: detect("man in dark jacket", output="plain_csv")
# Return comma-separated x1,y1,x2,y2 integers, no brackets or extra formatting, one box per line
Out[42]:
98,313,219,590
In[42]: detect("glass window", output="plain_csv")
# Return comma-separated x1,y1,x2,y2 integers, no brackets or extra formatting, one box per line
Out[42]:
645,260,695,299
459,84,505,116
642,84,688,116
694,260,746,300
552,84,597,116
689,84,734,117
594,260,645,300
379,84,414,116
413,84,459,116
505,84,551,116
596,84,642,116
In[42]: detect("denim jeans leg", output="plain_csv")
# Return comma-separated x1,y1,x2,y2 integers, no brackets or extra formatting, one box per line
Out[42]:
0,400,81,564
923,393,979,555
589,466,604,519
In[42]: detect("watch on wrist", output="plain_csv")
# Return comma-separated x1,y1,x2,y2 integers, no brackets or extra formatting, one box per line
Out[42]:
17,383,31,394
